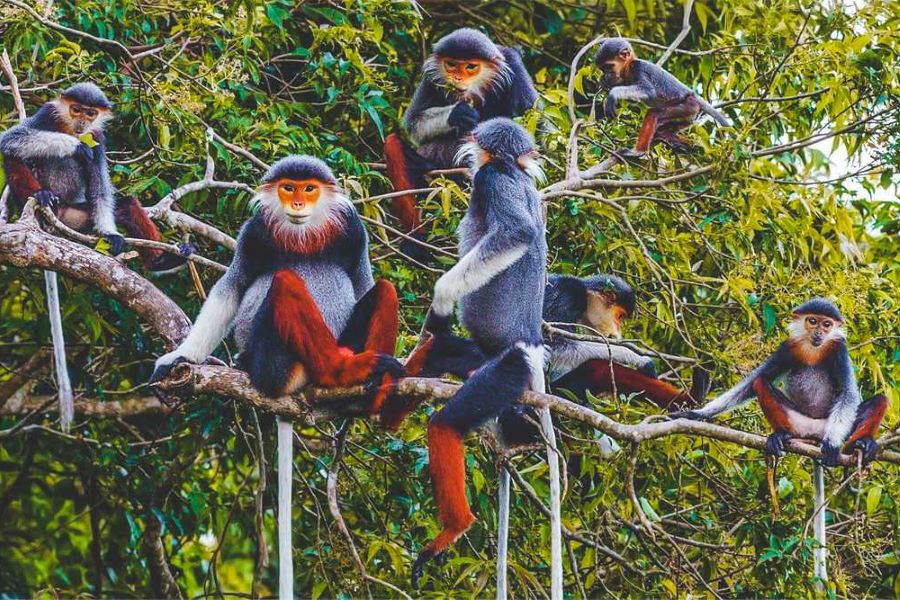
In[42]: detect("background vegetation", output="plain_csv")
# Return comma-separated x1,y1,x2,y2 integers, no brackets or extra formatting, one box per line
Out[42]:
0,0,898,597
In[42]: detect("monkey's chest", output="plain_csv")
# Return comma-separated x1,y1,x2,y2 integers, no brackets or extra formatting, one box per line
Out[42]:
783,368,835,419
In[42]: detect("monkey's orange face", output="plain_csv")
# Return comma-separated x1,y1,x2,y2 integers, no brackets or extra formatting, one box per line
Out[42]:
274,178,325,224
60,98,109,135
599,59,628,88
584,291,629,339
788,312,845,364
441,58,490,90
799,314,838,347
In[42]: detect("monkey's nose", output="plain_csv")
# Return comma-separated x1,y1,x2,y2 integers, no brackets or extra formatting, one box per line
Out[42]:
291,202,305,211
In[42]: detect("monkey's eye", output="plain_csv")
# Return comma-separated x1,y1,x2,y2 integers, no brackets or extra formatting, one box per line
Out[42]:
465,63,479,71
823,321,832,328
282,184,295,193
807,317,817,325
71,104,83,114
304,185,316,193
445,60,458,69
84,108,98,118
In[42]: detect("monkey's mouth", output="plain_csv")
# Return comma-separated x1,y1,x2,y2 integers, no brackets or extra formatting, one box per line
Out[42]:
810,337,824,347
285,214,310,225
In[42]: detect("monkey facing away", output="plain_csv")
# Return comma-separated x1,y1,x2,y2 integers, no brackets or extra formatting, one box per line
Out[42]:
403,118,547,587
0,82,191,272
595,38,730,156
383,28,538,260
150,155,405,412
673,299,887,467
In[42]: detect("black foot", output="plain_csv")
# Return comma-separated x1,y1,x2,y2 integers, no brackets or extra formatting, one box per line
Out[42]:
498,403,541,447
820,441,842,467
365,354,405,396
850,437,879,465
148,356,194,405
411,549,436,589
399,232,434,264
617,148,647,160
662,140,695,155
766,431,792,458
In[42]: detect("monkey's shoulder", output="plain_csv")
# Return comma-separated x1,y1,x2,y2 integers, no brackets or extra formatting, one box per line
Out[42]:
632,59,694,101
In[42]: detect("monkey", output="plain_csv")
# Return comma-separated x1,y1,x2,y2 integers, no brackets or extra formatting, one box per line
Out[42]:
392,273,708,437
672,299,888,467
149,155,405,411
595,38,730,157
383,28,538,261
0,82,191,273
404,118,547,588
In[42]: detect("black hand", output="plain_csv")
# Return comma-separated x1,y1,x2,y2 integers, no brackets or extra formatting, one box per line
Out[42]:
424,309,452,336
411,549,436,589
820,441,842,467
34,189,59,208
74,142,95,163
105,233,127,256
365,354,406,397
690,367,712,404
766,431,792,457
603,95,619,120
148,356,193,405
448,102,480,135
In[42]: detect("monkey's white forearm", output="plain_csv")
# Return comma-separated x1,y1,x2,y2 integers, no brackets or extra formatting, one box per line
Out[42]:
822,394,860,447
610,85,653,103
0,127,80,159
547,340,650,382
90,158,117,235
159,283,240,365
409,105,455,145
431,239,528,317
693,378,755,418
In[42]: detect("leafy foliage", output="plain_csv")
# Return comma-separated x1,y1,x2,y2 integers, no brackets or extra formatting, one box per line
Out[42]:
0,0,898,597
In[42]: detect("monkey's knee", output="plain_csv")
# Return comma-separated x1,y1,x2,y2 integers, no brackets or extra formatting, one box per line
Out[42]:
371,279,399,310
751,377,770,396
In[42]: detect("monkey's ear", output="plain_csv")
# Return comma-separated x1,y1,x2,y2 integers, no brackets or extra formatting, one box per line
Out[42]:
589,289,618,306
618,47,631,59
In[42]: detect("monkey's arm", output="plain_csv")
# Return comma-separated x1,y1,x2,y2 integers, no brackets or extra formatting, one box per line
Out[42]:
82,136,119,237
347,208,375,299
604,78,657,120
820,348,863,464
0,123,81,159
430,178,535,318
686,343,792,419
405,81,458,145
501,47,539,116
547,338,654,382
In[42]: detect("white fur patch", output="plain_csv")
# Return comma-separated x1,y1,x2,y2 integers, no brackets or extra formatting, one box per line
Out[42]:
8,129,80,158
157,281,240,368
432,240,528,316
517,153,545,183
610,85,652,102
517,342,546,392
252,188,350,251
409,105,455,145
547,340,649,382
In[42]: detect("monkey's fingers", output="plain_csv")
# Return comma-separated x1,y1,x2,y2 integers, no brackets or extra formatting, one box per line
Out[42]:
411,549,437,589
820,442,842,467
148,357,193,406
104,233,127,256
34,190,59,208
668,409,706,421
424,309,452,336
765,431,791,457
850,437,879,465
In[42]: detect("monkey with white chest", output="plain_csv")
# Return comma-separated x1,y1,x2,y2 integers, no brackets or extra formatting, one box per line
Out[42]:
674,299,887,466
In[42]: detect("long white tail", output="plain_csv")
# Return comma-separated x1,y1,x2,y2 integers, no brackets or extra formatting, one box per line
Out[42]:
496,467,510,600
813,463,827,583
696,96,732,127
45,271,74,432
277,418,294,599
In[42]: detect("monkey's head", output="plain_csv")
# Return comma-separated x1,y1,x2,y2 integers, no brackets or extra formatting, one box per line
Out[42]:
581,275,635,339
54,82,113,136
428,28,509,102
788,298,846,362
255,156,349,254
455,117,542,181
595,38,635,89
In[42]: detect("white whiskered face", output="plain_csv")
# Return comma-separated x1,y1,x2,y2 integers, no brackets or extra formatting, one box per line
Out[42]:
582,290,627,338
426,55,511,103
517,152,545,183
53,99,112,136
454,139,487,172
252,178,349,253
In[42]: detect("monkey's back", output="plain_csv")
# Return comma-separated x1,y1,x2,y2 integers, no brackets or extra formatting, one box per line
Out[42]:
634,59,694,105
458,165,546,355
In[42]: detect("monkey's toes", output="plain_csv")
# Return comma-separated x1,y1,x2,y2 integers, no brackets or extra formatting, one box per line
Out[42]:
765,431,792,457
851,437,879,465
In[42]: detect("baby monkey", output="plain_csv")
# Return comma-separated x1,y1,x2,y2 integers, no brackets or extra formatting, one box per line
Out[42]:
596,37,730,156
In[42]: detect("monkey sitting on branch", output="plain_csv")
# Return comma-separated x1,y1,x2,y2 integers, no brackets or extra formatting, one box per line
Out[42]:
672,299,887,467
383,27,538,261
595,38,731,157
0,82,192,273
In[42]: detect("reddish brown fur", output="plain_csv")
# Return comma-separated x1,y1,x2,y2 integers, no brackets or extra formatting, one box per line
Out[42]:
753,378,794,433
787,339,837,366
634,111,660,153
845,395,888,445
3,158,42,208
424,421,476,554
270,269,378,387
576,361,694,409
383,133,422,232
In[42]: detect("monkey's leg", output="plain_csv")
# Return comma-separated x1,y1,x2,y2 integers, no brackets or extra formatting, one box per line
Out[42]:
3,157,42,210
337,280,401,415
844,394,888,464
384,134,437,262
654,98,701,153
752,378,826,456
411,347,531,589
554,360,694,409
114,196,190,273
383,334,488,430
632,109,660,154
266,270,402,393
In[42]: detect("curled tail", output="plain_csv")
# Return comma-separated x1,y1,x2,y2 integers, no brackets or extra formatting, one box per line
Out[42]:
696,96,731,127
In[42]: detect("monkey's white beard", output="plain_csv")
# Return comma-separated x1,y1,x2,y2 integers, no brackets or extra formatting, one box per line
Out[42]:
252,189,350,253
517,153,545,183
424,56,512,105
50,100,113,133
